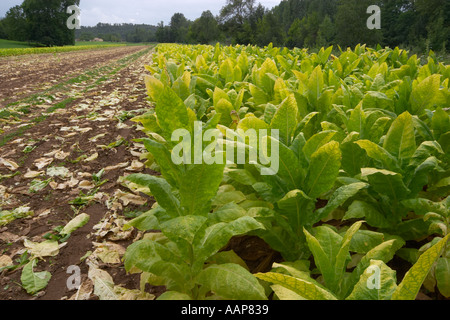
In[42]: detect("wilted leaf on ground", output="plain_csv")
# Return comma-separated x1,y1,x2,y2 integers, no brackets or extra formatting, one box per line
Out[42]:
125,160,144,172
88,263,117,300
47,166,70,179
92,242,126,264
84,153,99,162
29,179,50,193
69,279,93,300
114,189,147,206
104,162,129,172
55,150,70,160
0,206,34,226
24,239,60,259
114,286,155,300
60,213,90,236
79,180,95,190
23,170,43,179
21,259,51,295
0,255,13,268
0,158,19,171
34,158,53,170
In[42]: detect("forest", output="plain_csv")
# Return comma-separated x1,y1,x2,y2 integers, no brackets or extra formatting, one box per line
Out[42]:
0,0,449,52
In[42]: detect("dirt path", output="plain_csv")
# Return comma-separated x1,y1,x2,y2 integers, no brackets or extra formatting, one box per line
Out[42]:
0,45,162,300
0,46,147,106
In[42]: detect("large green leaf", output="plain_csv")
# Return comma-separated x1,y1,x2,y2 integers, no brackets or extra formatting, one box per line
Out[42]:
392,234,450,300
249,83,269,105
255,272,337,300
307,66,324,105
303,130,337,161
144,75,164,101
193,216,264,269
431,107,450,140
160,215,208,244
343,200,390,228
270,94,298,146
179,163,226,216
20,259,51,295
156,86,190,137
335,221,364,284
273,78,290,104
408,156,441,195
409,74,440,115
436,257,450,298
314,182,368,224
361,168,410,201
125,207,161,231
353,238,405,281
346,260,397,300
277,189,314,234
401,198,447,218
349,230,385,254
347,104,366,135
304,226,340,290
141,138,182,188
355,140,399,171
306,141,341,198
197,263,267,300
123,239,191,292
383,112,416,160
341,133,366,176
216,98,235,126
126,174,182,217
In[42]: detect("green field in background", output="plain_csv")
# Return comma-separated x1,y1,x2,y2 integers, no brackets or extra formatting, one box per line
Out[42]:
0,39,34,48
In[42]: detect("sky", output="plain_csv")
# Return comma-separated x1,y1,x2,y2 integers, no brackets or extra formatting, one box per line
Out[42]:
0,0,282,26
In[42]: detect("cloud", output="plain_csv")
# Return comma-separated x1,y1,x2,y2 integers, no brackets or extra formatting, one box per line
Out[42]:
1,0,282,26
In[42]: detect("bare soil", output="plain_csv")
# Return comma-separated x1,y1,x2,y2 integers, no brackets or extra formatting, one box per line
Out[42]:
0,46,158,300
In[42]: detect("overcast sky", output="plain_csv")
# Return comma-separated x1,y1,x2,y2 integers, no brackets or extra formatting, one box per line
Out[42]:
0,0,281,26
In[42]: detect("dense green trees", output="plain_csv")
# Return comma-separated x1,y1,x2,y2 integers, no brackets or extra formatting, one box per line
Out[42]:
335,0,383,47
1,0,80,46
189,11,221,44
1,5,28,42
77,23,156,43
1,0,448,51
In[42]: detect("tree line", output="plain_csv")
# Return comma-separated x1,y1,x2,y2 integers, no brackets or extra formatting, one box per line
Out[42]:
0,0,449,52
75,23,158,43
158,0,449,52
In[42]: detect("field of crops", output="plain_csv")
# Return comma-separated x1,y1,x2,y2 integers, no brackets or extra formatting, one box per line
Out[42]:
121,43,450,300
0,43,127,57
0,42,449,301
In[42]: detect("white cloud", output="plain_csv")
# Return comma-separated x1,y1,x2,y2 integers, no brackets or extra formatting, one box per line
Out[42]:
1,0,282,26
78,0,281,26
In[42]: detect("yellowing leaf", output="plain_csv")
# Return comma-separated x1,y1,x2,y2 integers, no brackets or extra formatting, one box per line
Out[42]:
24,239,60,259
114,190,147,206
125,160,145,172
24,170,43,179
83,153,98,162
0,158,19,171
92,242,126,264
0,255,13,268
256,272,337,300
61,213,90,236
34,157,53,170
392,234,450,300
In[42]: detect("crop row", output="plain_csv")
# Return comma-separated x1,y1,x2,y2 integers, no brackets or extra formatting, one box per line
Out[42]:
121,43,450,300
0,43,126,57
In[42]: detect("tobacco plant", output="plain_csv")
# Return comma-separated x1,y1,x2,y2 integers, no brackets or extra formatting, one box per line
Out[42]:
123,86,267,300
